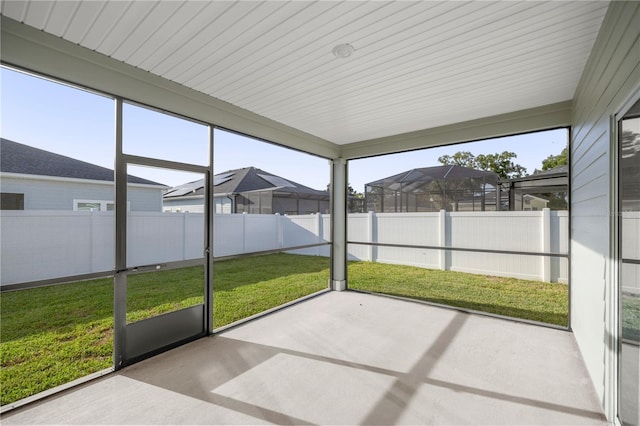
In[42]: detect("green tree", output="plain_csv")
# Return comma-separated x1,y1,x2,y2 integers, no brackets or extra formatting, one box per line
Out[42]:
541,147,568,171
533,146,569,209
437,151,477,168
438,151,527,180
326,183,361,196
326,183,364,212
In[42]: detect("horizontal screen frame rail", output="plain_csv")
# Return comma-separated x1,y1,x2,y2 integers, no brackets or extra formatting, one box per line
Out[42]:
213,242,331,262
348,241,569,258
1,258,205,292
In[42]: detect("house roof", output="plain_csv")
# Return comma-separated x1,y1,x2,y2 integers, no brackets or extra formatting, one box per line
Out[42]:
366,165,499,192
164,167,329,200
510,165,568,185
523,194,549,203
0,138,164,186
531,165,568,177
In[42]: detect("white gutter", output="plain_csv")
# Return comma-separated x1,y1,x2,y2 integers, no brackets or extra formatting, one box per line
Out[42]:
0,172,168,189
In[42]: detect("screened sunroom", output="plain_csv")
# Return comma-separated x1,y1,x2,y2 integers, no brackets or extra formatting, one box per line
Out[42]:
0,1,638,425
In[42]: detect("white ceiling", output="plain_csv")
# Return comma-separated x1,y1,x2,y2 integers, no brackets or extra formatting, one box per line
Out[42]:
1,1,609,145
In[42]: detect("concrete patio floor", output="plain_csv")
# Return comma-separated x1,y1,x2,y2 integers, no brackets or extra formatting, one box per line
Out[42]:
2,291,606,425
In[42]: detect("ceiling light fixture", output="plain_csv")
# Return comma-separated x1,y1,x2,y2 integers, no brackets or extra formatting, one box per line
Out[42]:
332,43,355,59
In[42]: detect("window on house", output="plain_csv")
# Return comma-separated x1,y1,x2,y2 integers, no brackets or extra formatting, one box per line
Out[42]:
0,193,24,210
73,200,117,211
73,200,115,212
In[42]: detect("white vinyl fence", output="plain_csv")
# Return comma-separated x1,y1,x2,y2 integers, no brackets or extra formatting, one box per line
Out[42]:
1,210,567,286
0,211,331,286
348,210,568,283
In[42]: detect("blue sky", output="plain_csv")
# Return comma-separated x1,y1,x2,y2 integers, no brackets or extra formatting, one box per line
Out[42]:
1,67,567,192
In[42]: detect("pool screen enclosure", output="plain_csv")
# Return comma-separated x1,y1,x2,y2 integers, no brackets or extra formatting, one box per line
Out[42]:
365,165,501,213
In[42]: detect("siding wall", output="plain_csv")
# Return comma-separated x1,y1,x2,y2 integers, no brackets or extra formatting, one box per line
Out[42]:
0,175,163,211
571,1,640,415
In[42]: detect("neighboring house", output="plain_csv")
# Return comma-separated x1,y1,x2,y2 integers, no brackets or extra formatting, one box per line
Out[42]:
163,167,330,215
0,138,166,211
521,194,549,211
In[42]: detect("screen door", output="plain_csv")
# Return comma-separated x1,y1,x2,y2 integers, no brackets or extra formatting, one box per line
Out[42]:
113,100,212,367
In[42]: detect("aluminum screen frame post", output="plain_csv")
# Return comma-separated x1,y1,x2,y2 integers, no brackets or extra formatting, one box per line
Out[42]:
114,97,127,369
205,125,214,334
331,158,347,291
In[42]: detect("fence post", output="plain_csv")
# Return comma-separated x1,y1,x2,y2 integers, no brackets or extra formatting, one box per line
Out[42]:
542,208,551,282
183,212,187,261
368,211,375,262
316,213,322,256
276,213,283,249
439,209,446,270
89,210,95,272
242,212,247,254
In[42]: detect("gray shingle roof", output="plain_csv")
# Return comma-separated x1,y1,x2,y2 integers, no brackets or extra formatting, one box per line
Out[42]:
1,138,164,186
530,165,568,177
164,167,329,200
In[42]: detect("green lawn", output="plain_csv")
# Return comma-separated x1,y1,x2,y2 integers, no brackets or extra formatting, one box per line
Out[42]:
1,254,329,405
1,254,569,406
622,293,640,342
348,262,568,326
